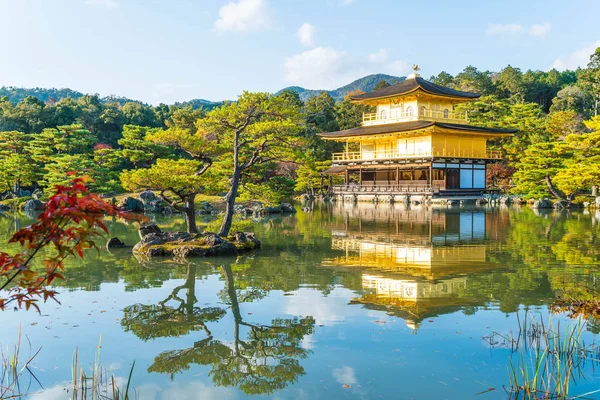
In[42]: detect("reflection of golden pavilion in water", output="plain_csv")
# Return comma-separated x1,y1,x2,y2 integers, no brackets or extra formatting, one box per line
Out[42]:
324,203,507,330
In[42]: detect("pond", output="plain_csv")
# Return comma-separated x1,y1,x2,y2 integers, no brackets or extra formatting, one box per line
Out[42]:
2,203,600,399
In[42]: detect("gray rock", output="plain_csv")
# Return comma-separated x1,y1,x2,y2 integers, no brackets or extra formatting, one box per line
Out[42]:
245,232,261,248
144,199,168,213
20,190,32,197
532,199,553,209
118,196,144,212
138,190,156,202
197,201,215,215
21,199,43,211
301,193,314,202
280,203,296,213
106,237,125,249
203,232,224,247
499,196,512,205
234,231,247,242
553,200,571,209
133,230,193,253
475,198,487,206
234,204,251,215
139,223,162,239
31,189,43,200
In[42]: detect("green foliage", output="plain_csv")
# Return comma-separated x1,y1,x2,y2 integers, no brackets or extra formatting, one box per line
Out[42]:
117,125,171,168
121,159,207,199
513,115,600,198
512,142,570,198
240,176,295,204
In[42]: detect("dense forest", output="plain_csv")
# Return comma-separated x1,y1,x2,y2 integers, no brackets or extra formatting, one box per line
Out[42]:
1,47,600,209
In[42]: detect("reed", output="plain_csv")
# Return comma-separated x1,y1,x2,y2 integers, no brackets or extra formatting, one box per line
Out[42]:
0,326,42,399
485,311,600,399
1,329,136,399
71,334,136,400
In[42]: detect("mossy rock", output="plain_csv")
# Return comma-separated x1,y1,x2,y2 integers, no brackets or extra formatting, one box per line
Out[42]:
133,226,260,261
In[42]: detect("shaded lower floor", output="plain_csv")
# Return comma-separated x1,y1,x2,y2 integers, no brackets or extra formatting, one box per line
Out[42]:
329,160,489,196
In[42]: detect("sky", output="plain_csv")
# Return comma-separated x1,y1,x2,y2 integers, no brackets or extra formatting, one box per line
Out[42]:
1,0,599,105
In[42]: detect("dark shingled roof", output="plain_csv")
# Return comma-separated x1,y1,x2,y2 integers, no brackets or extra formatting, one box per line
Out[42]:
322,165,347,174
317,121,516,139
350,76,480,101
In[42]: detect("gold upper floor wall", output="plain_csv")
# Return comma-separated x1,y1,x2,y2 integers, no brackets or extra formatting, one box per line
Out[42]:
333,130,502,162
363,92,469,126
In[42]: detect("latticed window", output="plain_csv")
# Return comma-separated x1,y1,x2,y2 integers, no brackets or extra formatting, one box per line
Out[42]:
443,109,449,118
406,106,414,116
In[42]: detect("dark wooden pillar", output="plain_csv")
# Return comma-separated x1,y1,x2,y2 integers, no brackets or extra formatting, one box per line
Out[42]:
345,168,349,185
429,164,433,190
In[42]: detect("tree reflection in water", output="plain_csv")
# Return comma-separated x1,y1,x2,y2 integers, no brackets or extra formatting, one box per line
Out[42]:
122,263,315,395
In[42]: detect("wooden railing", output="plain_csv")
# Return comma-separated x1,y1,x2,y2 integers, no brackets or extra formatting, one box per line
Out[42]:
332,149,502,162
363,108,467,125
333,184,440,194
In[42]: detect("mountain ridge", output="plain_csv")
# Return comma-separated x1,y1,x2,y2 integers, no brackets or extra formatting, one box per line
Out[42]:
278,73,404,101
0,73,404,108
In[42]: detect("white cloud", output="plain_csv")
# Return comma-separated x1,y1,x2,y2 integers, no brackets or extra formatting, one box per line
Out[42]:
487,22,553,38
386,60,411,76
284,46,351,88
332,366,357,385
297,23,317,47
284,287,361,326
486,23,524,36
30,374,237,400
529,23,552,38
368,48,389,63
552,40,600,70
214,0,273,32
86,0,119,9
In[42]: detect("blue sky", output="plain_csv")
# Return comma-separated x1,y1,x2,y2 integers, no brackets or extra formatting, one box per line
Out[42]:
1,0,599,104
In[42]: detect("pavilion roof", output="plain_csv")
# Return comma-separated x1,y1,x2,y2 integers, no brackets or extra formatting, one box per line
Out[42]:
317,120,516,139
350,76,480,101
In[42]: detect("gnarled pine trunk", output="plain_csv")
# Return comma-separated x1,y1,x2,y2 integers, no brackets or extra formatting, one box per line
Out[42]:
182,193,198,234
219,132,241,237
545,175,565,200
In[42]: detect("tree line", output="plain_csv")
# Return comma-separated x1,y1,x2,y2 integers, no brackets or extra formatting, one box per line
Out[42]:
2,49,600,232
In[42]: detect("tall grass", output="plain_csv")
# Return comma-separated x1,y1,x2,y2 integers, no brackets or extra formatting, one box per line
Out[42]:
0,326,42,399
484,312,600,399
71,334,136,400
1,329,136,399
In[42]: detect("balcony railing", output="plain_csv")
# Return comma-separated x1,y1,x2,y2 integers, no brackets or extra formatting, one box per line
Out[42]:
332,149,502,162
332,184,440,194
363,108,467,125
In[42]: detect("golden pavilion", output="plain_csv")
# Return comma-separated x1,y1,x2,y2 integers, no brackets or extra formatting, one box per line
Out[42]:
319,66,516,200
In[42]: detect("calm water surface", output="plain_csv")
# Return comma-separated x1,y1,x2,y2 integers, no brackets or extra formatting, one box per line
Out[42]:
2,203,600,399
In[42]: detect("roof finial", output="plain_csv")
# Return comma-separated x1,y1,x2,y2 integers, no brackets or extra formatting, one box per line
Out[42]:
407,64,421,79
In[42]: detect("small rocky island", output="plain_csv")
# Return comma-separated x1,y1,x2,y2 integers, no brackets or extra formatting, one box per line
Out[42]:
132,223,260,260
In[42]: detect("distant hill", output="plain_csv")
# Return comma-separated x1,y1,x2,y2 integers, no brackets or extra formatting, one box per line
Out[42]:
0,73,404,107
172,98,224,110
278,73,405,101
0,86,145,105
